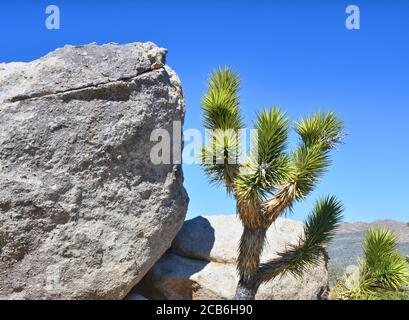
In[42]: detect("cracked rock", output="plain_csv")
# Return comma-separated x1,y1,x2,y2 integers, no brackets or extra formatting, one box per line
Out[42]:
0,42,188,300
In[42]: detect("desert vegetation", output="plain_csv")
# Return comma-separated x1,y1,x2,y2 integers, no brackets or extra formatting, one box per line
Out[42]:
200,67,345,300
330,228,409,300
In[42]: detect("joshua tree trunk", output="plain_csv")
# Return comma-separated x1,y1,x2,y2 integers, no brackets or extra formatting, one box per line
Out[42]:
234,279,259,300
234,224,267,300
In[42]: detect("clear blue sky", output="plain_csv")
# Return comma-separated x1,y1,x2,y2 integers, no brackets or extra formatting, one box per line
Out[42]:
1,0,408,222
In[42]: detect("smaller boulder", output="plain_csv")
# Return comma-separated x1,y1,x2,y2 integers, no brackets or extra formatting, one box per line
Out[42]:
134,215,329,300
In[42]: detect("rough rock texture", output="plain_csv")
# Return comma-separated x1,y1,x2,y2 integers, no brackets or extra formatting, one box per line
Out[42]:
134,216,329,300
0,42,188,299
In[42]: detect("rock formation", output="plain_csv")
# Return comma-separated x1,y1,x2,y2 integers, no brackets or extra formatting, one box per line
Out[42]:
134,215,329,300
0,42,188,299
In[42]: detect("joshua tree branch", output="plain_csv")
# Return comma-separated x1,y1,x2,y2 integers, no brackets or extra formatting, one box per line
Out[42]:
255,196,344,285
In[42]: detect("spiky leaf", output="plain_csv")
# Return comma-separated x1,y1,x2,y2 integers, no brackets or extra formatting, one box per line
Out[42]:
296,111,344,150
200,67,244,191
256,196,344,283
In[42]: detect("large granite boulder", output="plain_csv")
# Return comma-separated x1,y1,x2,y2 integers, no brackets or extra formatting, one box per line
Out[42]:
135,215,329,300
0,42,188,299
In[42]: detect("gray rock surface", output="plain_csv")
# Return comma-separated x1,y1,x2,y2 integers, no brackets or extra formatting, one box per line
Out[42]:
0,42,188,299
135,215,328,300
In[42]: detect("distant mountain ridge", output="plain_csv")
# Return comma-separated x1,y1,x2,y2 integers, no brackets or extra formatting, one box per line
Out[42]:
327,220,409,272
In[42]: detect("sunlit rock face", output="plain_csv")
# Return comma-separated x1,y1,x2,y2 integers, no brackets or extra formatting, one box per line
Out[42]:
0,42,188,299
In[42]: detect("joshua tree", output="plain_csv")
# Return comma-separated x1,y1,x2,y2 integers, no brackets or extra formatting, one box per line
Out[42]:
200,67,345,300
331,228,409,300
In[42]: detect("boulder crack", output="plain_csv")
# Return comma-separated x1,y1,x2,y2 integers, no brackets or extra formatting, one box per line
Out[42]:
6,65,164,103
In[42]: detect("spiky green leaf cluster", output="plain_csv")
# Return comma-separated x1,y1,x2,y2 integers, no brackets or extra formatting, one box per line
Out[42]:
361,228,409,291
296,111,344,150
254,108,289,164
256,196,344,283
235,108,290,201
200,129,241,192
331,228,409,300
285,112,344,201
202,67,244,130
286,144,331,200
200,68,244,191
